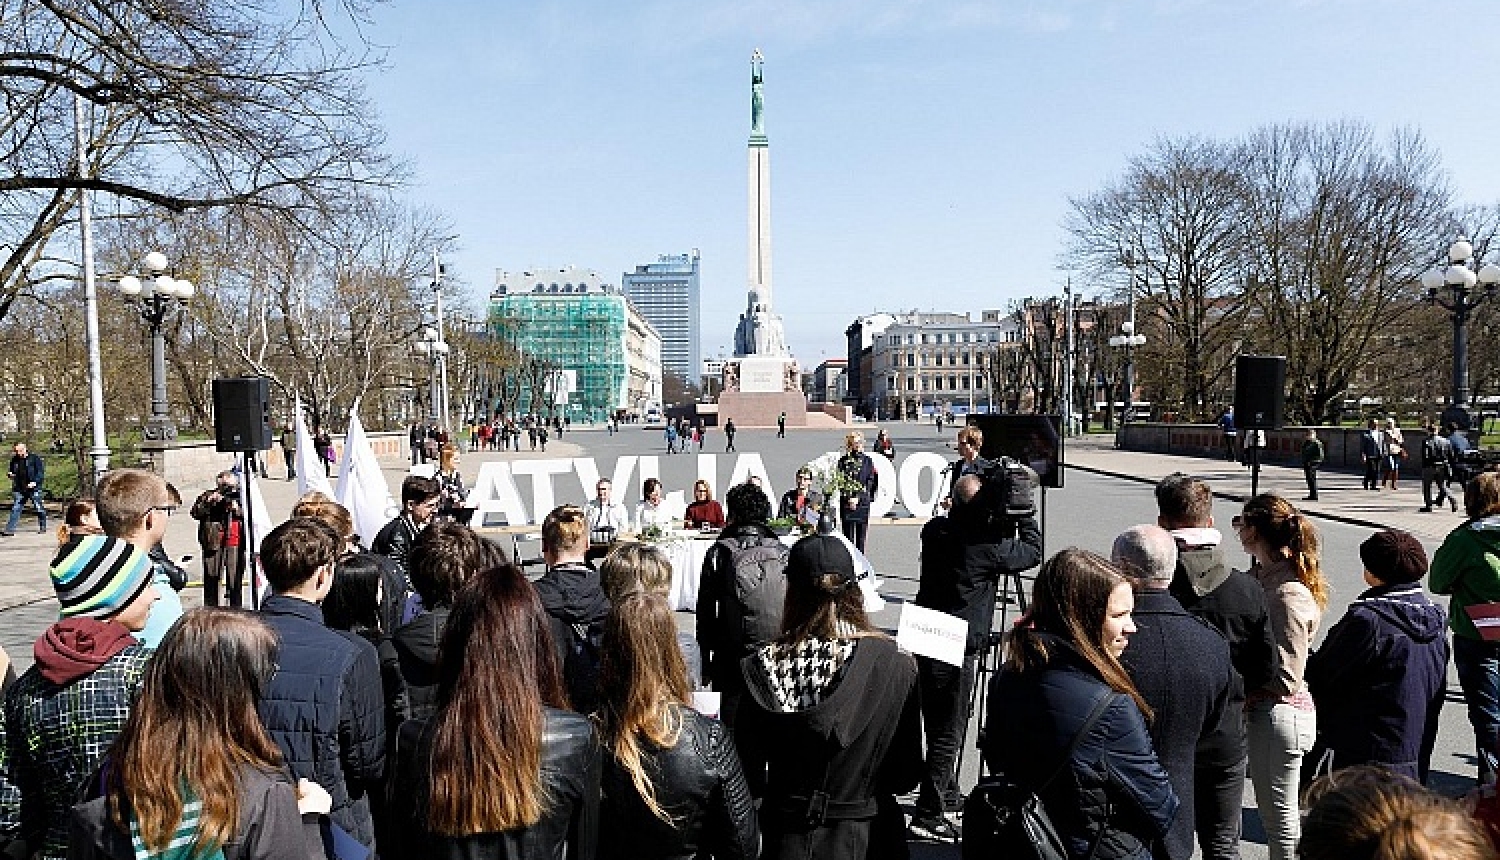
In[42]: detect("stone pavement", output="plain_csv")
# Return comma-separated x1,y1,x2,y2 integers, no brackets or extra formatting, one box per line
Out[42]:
1067,432,1466,543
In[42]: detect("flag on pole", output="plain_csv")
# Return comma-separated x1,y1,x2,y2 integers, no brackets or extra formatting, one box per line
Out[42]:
336,404,398,544
294,397,334,499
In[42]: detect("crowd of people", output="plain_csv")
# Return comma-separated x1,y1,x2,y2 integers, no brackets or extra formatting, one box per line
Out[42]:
2,421,1500,860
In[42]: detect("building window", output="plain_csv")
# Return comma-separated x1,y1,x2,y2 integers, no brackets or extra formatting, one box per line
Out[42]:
934,353,942,366
949,375,958,390
962,352,970,365
906,354,915,368
906,376,915,391
922,334,931,344
887,377,896,391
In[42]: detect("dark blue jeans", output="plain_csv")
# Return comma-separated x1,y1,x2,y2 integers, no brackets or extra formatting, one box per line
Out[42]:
1454,635,1500,783
7,490,45,533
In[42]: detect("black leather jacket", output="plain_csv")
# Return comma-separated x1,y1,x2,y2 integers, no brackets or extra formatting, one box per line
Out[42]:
391,707,600,860
599,706,758,860
372,515,419,577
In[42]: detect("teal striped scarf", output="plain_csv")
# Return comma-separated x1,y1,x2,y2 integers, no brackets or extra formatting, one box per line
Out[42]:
128,796,227,860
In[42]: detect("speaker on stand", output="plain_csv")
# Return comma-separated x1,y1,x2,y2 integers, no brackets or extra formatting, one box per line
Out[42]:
212,377,272,607
1233,355,1286,497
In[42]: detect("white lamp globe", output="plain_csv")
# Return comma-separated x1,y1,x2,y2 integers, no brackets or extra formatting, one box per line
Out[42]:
1450,238,1474,264
1420,268,1446,291
175,279,195,299
1479,263,1500,286
1448,266,1478,288
119,275,142,296
143,252,169,273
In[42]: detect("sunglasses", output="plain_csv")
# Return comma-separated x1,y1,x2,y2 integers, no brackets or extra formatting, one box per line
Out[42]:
149,505,178,517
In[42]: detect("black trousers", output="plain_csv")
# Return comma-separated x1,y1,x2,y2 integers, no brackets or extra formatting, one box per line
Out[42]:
203,545,246,609
1303,463,1318,499
1196,754,1247,860
916,653,979,815
1423,466,1454,509
1362,456,1380,489
841,518,868,553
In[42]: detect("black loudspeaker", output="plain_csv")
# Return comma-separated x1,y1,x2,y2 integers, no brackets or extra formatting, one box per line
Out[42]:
213,377,273,452
1234,355,1286,430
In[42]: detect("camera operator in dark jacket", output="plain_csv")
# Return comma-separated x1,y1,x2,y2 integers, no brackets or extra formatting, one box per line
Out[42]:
1305,529,1448,782
190,470,246,608
908,473,1042,841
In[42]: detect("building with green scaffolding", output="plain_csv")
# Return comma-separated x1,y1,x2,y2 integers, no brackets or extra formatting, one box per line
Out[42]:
490,266,662,422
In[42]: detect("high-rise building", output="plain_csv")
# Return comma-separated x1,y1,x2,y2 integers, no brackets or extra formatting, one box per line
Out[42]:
491,266,662,421
622,251,700,383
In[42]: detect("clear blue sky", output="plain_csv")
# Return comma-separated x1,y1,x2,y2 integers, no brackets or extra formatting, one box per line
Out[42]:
359,0,1500,368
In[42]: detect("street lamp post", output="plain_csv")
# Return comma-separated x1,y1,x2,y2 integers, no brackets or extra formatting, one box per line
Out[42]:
1422,236,1500,431
1108,319,1146,430
118,252,195,475
414,325,449,430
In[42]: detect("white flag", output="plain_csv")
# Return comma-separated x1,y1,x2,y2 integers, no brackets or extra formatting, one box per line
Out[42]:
335,408,398,544
294,398,334,499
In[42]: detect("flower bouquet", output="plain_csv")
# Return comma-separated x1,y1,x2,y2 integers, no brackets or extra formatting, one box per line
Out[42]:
803,452,866,533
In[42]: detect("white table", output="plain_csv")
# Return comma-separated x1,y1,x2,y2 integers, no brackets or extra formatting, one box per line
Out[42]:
662,532,720,610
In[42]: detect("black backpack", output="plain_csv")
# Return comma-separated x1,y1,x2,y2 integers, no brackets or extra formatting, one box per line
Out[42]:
554,616,603,715
715,531,790,648
962,691,1116,860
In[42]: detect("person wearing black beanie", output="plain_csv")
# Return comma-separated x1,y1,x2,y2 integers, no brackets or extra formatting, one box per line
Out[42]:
1304,529,1448,782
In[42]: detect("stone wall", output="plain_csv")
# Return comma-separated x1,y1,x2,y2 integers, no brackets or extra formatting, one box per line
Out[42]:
154,432,407,489
1116,423,1377,470
715,391,809,428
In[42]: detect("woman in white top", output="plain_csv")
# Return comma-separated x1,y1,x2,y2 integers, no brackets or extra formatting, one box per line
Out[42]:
1383,418,1405,490
635,478,674,532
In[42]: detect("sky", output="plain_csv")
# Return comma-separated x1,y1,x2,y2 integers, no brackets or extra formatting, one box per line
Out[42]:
355,0,1500,370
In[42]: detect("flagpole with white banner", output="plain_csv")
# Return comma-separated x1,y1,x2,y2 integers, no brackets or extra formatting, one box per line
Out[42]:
335,400,399,545
294,396,334,499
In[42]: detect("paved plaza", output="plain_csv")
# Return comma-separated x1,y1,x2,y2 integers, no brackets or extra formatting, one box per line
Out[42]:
0,422,1483,858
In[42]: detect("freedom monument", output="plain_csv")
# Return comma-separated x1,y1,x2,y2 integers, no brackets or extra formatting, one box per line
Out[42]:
718,50,807,427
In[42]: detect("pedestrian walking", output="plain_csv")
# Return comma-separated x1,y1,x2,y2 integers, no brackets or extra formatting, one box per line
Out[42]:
1301,428,1324,501
280,422,296,481
3,441,45,536
1383,418,1406,490
776,411,786,438
1421,423,1458,513
1361,419,1383,491
724,419,737,452
665,423,678,454
1218,407,1238,462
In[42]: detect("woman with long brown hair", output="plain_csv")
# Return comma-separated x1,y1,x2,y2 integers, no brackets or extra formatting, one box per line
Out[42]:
982,548,1177,860
1235,493,1327,860
595,591,757,859
389,562,600,858
69,608,327,859
735,535,920,860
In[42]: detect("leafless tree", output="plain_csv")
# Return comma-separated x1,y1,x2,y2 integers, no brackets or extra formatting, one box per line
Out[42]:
0,0,400,323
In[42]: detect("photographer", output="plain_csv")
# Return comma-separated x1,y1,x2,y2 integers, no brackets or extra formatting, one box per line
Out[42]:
190,470,247,607
909,470,1043,842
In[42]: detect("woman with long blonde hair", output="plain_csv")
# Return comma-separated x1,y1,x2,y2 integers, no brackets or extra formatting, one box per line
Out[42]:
983,548,1177,859
389,562,600,858
595,592,757,859
69,608,327,859
1235,493,1328,860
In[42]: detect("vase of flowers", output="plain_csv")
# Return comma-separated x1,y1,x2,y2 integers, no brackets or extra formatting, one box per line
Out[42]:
803,452,865,535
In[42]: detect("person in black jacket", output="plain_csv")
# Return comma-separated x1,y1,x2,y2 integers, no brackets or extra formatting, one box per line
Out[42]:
389,562,600,859
392,523,506,724
909,474,1043,841
256,518,386,852
596,591,757,859
3,442,45,536
1156,473,1275,860
696,483,789,725
1305,529,1448,783
837,432,879,552
535,504,611,715
984,548,1179,860
737,535,922,860
372,475,441,579
1112,525,1237,860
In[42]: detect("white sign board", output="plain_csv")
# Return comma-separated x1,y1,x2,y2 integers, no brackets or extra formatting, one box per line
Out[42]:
895,603,968,667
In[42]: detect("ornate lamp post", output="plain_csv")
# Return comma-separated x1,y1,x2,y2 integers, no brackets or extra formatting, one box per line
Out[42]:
1421,236,1500,431
118,252,194,473
1108,320,1146,427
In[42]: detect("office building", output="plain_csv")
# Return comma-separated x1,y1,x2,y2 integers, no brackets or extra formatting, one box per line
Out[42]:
623,251,701,383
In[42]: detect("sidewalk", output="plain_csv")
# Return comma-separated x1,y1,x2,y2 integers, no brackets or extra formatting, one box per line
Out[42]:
1066,433,1462,542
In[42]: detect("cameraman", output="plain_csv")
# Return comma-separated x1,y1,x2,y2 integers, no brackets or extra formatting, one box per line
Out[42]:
190,470,246,607
909,472,1043,842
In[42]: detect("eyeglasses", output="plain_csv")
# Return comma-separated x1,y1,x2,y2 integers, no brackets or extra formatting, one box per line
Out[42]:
1231,515,1245,529
149,505,177,517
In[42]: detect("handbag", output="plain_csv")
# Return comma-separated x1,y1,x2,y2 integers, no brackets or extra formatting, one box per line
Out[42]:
962,690,1116,860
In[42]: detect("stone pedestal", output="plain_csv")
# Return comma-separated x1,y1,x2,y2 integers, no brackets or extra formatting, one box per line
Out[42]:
717,356,806,428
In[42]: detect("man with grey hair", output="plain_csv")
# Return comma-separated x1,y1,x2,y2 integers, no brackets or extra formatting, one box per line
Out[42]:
1113,524,1238,860
1112,523,1179,584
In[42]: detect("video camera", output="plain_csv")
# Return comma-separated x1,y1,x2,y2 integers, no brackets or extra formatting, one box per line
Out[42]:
957,457,1038,525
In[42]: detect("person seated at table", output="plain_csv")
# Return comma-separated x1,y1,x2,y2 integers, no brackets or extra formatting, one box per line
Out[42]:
635,478,674,533
777,467,825,527
585,478,630,544
683,480,726,530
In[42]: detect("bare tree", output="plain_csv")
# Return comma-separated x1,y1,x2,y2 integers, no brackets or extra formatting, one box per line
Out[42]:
1237,122,1451,423
1067,136,1250,420
0,0,399,322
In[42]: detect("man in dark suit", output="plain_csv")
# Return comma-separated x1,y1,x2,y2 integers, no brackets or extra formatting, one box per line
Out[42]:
1156,473,1277,860
1114,525,1238,860
941,424,989,511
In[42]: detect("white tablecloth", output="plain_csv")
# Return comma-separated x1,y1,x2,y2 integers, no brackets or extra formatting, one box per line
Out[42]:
664,533,718,610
